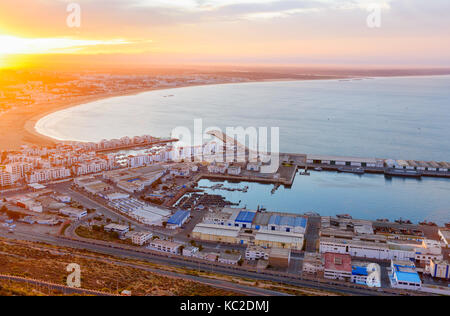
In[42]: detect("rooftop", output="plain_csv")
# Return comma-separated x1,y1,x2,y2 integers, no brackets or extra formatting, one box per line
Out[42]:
268,214,307,228
235,210,256,223
167,210,190,225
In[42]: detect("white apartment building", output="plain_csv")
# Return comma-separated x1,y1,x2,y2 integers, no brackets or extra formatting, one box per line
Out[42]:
0,171,14,187
302,252,324,275
245,245,269,261
182,246,199,257
148,240,182,254
130,232,153,246
27,167,71,183
4,162,32,179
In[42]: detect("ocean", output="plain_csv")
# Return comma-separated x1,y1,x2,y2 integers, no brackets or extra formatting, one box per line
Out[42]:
35,76,450,223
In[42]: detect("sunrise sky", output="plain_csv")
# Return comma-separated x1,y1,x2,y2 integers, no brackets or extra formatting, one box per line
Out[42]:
1,0,450,68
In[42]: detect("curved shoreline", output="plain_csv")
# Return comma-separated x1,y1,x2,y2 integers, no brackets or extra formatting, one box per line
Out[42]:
10,73,450,150
28,78,317,145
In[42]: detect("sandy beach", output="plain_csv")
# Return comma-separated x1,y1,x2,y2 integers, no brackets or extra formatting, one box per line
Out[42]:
1,82,248,150
0,87,157,150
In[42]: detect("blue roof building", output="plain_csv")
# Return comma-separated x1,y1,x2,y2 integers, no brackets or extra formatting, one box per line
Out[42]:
351,262,381,288
167,210,190,228
233,210,256,228
389,260,422,290
268,214,308,233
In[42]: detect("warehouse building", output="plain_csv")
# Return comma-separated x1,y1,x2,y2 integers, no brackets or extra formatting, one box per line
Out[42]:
167,210,190,229
267,214,307,234
319,237,416,261
192,223,240,244
254,230,304,250
59,207,87,220
104,223,129,236
306,155,382,168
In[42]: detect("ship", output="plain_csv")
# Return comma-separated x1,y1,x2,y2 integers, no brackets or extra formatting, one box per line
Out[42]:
384,168,422,178
336,214,353,219
338,167,365,174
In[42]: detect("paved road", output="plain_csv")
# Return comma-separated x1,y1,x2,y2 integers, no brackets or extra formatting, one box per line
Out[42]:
0,229,388,296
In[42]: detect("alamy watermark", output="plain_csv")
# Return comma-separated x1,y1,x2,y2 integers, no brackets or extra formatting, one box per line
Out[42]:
367,3,382,28
171,119,280,174
66,263,81,288
66,3,81,28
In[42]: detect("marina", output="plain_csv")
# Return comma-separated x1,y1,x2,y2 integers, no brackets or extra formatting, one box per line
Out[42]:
191,171,450,225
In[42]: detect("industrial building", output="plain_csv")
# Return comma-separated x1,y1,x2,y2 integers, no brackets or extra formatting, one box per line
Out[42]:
389,260,422,291
192,223,240,244
104,223,129,236
267,214,307,234
254,230,304,250
59,207,87,220
319,237,416,261
306,155,383,168
167,210,190,229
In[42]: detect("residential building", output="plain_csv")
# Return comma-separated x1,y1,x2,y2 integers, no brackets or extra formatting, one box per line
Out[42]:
323,252,352,281
218,253,242,265
148,240,182,254
130,232,153,246
302,252,324,275
427,259,449,279
182,246,199,257
245,245,269,261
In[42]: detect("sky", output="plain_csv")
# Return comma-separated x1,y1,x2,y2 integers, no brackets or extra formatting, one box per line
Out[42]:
0,0,450,68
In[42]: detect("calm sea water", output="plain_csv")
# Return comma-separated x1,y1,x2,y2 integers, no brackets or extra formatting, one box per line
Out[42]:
36,76,450,161
197,175,450,225
35,76,450,223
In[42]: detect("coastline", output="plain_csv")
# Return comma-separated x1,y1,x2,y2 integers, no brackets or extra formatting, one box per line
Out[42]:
17,77,323,148
6,73,450,150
